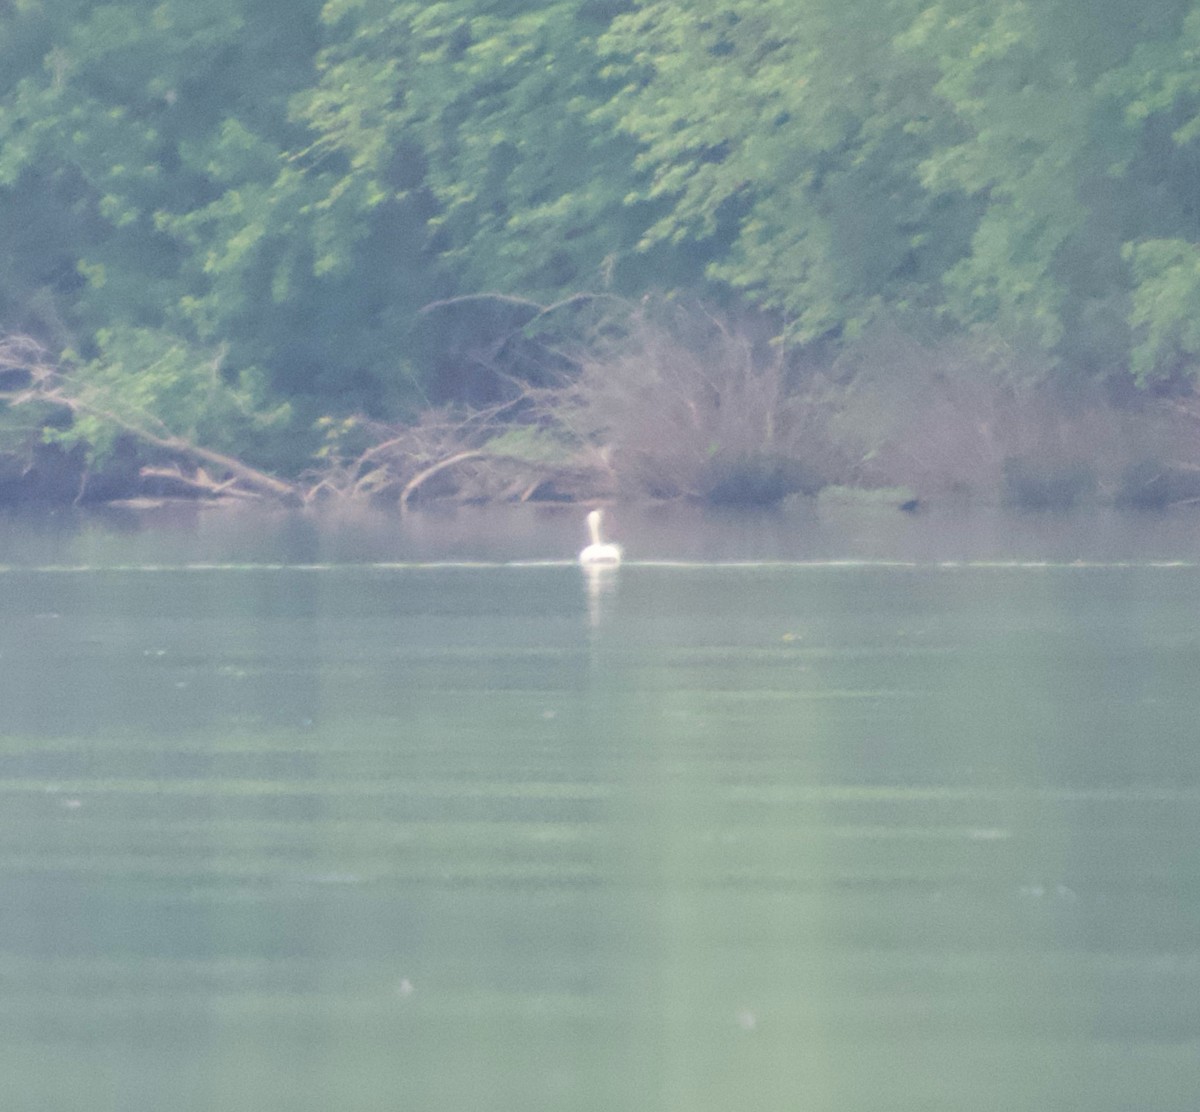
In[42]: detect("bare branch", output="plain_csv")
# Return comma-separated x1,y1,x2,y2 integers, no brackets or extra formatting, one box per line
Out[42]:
0,336,300,502
399,450,489,509
418,291,626,317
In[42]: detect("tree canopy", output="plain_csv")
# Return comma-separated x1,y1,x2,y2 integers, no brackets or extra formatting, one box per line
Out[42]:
3,0,1200,476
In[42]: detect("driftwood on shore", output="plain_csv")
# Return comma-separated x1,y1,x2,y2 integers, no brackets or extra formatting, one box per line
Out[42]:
0,332,611,509
0,336,303,505
8,316,1200,513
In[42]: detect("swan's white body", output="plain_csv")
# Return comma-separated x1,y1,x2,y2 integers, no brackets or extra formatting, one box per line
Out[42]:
579,509,622,566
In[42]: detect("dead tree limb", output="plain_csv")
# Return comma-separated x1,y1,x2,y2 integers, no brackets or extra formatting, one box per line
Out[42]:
399,450,489,509
0,348,300,502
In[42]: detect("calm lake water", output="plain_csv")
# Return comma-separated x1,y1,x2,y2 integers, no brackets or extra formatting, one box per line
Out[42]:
1,502,1199,1111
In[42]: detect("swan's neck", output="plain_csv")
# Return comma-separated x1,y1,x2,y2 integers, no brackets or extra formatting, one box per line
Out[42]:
587,510,603,546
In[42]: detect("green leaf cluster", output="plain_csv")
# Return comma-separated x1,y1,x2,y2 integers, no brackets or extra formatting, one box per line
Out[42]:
52,326,294,466
6,0,1200,475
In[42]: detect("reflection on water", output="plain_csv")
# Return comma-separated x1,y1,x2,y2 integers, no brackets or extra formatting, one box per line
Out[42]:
10,496,1200,566
0,506,1199,1111
582,561,619,628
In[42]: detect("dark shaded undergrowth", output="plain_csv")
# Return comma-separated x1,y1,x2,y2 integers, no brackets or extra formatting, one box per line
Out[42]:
4,305,1200,513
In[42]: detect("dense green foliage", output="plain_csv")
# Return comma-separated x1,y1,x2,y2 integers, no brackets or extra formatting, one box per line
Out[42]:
4,0,1200,472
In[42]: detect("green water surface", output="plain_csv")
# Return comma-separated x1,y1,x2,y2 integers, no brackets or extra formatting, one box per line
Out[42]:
0,510,1198,1111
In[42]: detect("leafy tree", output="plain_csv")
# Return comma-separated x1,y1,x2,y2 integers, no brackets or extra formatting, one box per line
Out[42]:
597,0,978,344
600,0,1200,387
10,0,1200,493
57,326,295,467
295,0,670,304
901,0,1192,376
1103,3,1200,384
0,0,333,454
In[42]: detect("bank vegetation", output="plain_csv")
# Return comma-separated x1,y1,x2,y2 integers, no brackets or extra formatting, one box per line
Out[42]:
5,1,1200,512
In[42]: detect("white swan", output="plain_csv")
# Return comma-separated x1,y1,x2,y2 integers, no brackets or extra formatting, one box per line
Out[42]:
579,508,622,565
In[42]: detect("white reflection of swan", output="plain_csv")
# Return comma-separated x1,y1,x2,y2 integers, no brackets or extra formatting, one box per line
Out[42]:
583,559,618,627
579,509,622,566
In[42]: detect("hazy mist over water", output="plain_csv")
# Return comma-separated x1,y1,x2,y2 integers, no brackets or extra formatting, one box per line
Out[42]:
0,504,1198,1111
5,499,1200,565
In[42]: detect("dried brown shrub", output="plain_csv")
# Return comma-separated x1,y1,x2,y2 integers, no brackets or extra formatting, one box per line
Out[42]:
835,324,1200,506
540,302,847,504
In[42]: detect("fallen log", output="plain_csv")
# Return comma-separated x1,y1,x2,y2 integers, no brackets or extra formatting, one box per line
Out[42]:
399,450,488,509
1,350,300,503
